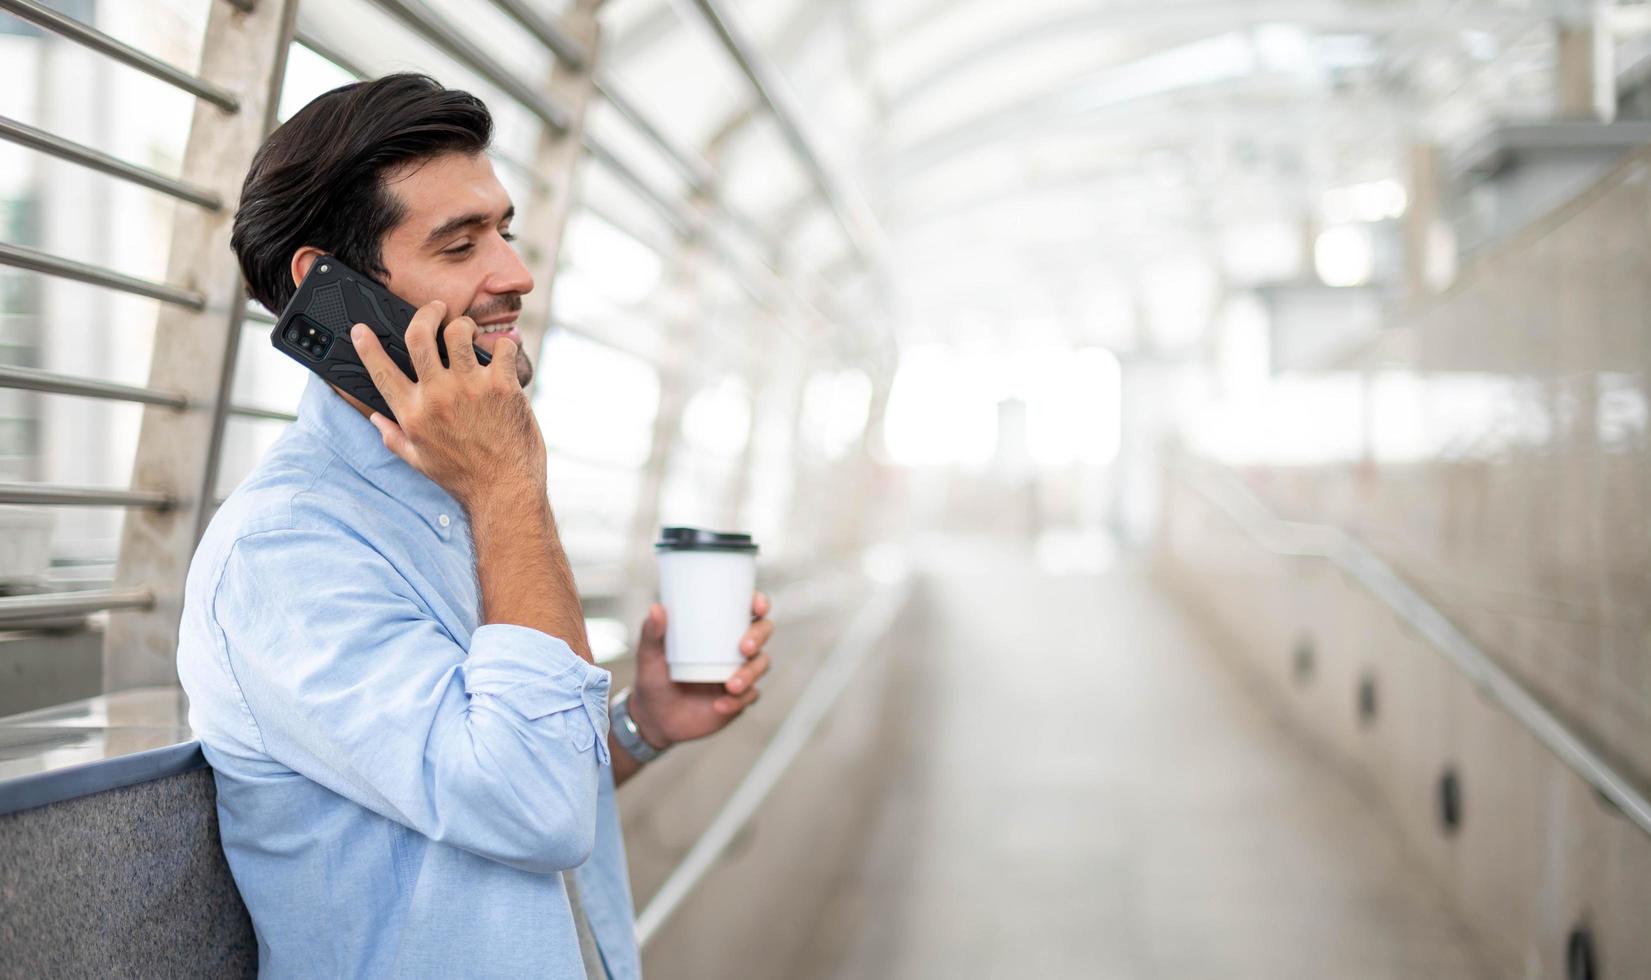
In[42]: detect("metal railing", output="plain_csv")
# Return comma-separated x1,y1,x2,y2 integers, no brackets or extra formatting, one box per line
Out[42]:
0,0,241,111
0,0,867,646
0,243,206,310
1180,461,1651,841
0,365,187,410
0,482,175,509
0,0,294,634
0,588,154,624
0,115,223,210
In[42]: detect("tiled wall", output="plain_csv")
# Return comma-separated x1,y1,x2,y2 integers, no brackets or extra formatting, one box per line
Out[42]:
1158,148,1651,976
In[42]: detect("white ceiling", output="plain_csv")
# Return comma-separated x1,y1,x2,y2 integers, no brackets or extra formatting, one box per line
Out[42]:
592,0,1584,352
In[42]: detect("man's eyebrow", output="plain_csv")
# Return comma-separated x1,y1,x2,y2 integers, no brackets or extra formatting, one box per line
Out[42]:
424,205,515,247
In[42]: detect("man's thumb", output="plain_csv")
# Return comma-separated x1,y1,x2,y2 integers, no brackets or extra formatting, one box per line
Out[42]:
638,603,666,656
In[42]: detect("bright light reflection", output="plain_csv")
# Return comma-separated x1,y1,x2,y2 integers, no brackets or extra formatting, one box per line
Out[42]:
1322,179,1407,223
1314,224,1375,287
883,345,998,466
884,344,1121,467
799,369,873,460
1016,348,1122,465
1142,258,1219,348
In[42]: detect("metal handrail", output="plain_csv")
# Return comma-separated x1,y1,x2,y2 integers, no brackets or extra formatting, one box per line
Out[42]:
0,482,175,509
0,364,188,409
0,242,206,310
0,0,241,112
0,587,154,623
228,403,298,423
0,115,222,210
1180,461,1651,841
635,560,912,947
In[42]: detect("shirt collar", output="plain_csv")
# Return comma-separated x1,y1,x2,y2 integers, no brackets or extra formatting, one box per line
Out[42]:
295,375,462,541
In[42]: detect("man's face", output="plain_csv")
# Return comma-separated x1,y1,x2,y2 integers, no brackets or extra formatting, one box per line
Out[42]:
377,151,535,386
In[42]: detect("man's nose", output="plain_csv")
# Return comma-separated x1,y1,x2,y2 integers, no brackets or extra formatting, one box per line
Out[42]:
487,236,535,297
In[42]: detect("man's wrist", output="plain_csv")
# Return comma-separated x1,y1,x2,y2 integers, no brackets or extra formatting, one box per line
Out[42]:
613,688,670,764
632,700,670,752
463,477,548,523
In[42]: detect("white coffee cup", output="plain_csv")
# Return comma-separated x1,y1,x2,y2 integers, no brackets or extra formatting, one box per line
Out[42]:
656,526,759,683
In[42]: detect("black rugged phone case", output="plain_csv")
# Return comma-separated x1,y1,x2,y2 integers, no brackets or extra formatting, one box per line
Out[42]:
269,256,490,421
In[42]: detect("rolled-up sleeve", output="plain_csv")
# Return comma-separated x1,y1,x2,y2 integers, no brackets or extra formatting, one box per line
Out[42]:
212,527,611,874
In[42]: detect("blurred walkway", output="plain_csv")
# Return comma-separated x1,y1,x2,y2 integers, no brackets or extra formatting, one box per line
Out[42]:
820,542,1494,979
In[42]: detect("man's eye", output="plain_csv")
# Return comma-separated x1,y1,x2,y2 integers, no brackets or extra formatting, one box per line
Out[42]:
442,243,473,257
501,230,517,242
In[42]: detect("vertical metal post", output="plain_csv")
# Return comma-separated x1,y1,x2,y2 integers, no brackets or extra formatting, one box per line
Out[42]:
1555,20,1600,119
104,0,299,692
517,0,602,366
625,222,706,582
1402,143,1441,304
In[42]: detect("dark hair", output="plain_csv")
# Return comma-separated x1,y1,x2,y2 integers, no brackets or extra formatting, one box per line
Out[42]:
231,73,493,313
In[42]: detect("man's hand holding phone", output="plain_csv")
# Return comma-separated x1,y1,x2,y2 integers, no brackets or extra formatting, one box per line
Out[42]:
349,300,545,509
351,301,590,661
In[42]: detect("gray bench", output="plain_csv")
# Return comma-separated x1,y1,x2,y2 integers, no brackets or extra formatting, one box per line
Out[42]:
0,690,256,979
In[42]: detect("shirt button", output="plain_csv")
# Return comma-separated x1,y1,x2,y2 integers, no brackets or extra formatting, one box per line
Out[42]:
438,514,451,528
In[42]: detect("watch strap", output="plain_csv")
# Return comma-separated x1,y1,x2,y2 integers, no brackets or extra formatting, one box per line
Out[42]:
611,688,665,764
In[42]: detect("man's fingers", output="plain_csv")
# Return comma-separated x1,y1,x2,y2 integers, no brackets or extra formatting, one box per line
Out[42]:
351,325,413,411
488,335,519,380
367,411,416,465
716,688,760,714
404,300,445,379
442,316,480,371
638,603,666,655
726,652,769,694
751,591,770,620
740,617,773,655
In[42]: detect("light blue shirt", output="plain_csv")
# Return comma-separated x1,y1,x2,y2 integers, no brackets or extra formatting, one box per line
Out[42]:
177,375,640,979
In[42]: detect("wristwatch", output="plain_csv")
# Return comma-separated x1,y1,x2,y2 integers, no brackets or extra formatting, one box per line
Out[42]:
611,688,667,764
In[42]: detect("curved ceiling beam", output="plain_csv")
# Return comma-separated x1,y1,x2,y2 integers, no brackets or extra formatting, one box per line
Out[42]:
681,0,891,273
874,44,1423,191
878,0,1545,111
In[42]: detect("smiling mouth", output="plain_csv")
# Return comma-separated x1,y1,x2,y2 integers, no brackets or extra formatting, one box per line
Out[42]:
476,319,517,335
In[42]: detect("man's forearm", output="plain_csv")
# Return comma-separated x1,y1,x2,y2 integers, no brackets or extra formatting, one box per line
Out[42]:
469,486,592,663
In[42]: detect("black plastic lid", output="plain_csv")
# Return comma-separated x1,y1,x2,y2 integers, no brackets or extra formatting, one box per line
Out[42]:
655,526,759,553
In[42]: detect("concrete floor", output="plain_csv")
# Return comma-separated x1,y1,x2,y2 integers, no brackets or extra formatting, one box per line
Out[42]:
822,545,1495,979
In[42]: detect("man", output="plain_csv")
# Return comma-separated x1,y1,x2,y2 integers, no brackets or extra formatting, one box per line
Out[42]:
176,73,773,979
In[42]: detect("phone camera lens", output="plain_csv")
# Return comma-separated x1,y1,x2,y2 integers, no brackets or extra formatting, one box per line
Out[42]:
284,327,300,343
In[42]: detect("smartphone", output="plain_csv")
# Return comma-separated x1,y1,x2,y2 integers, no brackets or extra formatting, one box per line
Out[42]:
270,255,490,421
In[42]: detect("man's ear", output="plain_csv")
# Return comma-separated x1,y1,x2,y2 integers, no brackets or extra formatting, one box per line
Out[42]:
290,246,327,290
